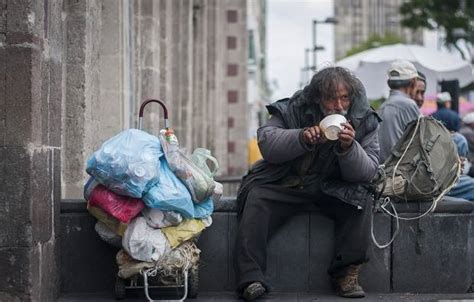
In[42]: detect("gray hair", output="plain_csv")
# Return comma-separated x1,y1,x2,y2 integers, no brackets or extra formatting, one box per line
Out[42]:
306,67,363,104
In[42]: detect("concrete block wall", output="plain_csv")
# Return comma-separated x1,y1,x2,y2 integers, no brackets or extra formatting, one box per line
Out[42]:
0,0,63,300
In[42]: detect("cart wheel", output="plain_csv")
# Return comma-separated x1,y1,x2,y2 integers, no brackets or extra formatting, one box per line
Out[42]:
114,276,126,300
187,264,199,299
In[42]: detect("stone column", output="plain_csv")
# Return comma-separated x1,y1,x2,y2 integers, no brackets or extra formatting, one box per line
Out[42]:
132,0,163,134
62,0,102,199
0,0,63,300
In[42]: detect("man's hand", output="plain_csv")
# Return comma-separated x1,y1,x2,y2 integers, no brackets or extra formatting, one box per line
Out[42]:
338,122,355,150
302,125,327,145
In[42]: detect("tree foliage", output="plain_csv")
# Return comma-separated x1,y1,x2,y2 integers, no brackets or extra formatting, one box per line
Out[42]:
400,0,474,59
344,33,405,58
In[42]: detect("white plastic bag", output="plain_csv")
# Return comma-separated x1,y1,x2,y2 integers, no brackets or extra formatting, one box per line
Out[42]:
142,208,183,229
122,217,171,262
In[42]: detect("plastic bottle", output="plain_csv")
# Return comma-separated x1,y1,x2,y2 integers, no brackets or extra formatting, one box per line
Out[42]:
96,144,114,164
109,152,127,177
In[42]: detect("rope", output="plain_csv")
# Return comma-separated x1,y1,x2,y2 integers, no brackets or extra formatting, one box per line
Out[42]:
141,241,199,281
391,115,422,200
371,197,400,249
371,116,462,248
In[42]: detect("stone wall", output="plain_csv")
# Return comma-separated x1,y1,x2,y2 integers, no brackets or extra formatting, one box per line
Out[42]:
0,0,63,300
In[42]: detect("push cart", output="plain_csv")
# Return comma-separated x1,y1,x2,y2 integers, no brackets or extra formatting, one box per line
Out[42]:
114,257,199,301
114,99,200,301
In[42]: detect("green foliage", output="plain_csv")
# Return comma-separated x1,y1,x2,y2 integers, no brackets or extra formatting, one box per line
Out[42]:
344,33,405,58
369,97,385,110
400,0,474,59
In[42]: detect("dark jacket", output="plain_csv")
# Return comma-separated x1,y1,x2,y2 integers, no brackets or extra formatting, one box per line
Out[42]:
236,84,381,217
431,108,461,132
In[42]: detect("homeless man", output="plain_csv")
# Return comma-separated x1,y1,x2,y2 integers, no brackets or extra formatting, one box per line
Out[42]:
234,67,381,301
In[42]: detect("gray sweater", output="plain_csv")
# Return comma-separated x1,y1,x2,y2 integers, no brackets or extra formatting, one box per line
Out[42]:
378,90,420,163
257,114,380,183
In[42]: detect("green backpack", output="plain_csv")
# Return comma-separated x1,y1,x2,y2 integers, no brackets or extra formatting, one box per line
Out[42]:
375,116,461,204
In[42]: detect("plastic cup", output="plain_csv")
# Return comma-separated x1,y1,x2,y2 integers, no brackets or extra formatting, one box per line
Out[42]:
319,114,347,140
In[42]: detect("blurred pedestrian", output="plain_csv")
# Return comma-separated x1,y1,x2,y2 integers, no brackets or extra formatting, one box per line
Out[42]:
431,92,461,132
460,112,474,164
378,60,421,162
411,71,426,108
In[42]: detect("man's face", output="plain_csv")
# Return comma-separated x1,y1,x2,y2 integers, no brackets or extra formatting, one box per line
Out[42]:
411,79,426,108
320,83,351,116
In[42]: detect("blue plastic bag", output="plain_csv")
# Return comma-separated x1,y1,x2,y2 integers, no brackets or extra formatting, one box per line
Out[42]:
193,196,214,219
143,158,215,219
86,129,163,198
143,158,195,218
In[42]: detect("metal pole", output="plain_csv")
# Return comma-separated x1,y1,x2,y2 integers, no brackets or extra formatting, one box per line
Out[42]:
312,20,317,71
304,48,310,83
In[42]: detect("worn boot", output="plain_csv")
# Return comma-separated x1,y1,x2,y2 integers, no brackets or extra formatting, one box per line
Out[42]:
242,282,266,301
332,265,365,298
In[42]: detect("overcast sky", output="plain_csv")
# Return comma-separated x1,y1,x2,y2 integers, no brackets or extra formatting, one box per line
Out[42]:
267,0,335,100
265,0,459,101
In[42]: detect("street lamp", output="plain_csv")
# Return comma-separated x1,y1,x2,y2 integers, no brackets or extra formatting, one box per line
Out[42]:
312,17,338,71
306,46,324,78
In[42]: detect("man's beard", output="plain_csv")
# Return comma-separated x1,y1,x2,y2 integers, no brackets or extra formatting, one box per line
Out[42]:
321,106,348,116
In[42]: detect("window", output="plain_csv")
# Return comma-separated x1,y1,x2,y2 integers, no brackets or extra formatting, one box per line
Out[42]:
227,36,237,49
227,10,238,23
227,64,238,76
227,90,238,103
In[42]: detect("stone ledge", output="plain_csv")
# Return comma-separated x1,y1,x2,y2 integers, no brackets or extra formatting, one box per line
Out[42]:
59,196,473,294
60,195,474,214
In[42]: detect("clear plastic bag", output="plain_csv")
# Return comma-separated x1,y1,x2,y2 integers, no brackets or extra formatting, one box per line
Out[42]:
122,217,171,262
159,129,218,202
142,208,183,229
191,148,219,178
86,129,163,198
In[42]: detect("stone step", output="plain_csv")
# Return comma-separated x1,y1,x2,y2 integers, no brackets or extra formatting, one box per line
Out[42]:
57,291,474,301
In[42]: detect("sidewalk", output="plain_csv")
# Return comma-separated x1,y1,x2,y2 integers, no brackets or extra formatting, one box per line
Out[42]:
58,291,474,301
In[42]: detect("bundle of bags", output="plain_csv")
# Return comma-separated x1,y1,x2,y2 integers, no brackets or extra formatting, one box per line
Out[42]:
84,128,222,269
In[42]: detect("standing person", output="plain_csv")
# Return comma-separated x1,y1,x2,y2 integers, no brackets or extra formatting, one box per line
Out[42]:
378,60,421,163
428,98,474,201
234,67,381,301
412,71,426,108
431,92,461,135
460,112,474,164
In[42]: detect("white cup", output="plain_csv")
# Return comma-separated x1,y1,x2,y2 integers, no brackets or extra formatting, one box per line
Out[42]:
319,114,347,140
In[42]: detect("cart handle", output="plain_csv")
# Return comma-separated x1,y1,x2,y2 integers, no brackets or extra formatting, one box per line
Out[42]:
138,99,169,130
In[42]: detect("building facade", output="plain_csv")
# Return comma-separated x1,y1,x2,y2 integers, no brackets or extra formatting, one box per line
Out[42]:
334,0,423,60
247,0,270,142
0,0,249,300
62,0,249,200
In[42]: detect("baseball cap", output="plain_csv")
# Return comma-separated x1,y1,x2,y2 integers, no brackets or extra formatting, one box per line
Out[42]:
387,60,418,80
463,112,474,124
436,92,452,103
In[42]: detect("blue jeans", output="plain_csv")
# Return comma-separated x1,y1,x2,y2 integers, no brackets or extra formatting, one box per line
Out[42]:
447,175,474,201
